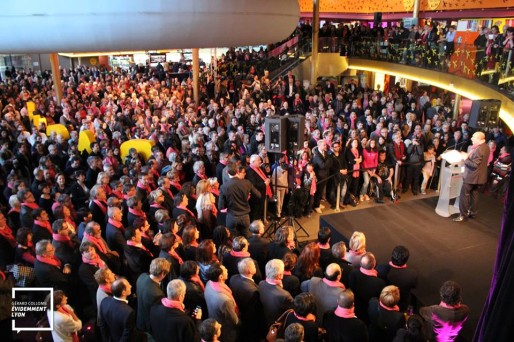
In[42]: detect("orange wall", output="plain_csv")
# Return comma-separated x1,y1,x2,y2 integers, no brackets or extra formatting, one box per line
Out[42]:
299,0,511,14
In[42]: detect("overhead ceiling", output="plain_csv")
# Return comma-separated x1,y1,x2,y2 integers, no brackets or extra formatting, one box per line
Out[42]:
0,0,300,53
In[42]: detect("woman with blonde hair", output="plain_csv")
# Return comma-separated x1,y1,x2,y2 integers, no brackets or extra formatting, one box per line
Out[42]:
196,180,217,239
368,285,405,341
346,231,367,266
96,172,112,197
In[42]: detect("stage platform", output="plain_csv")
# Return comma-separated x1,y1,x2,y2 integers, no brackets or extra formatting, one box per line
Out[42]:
319,195,503,341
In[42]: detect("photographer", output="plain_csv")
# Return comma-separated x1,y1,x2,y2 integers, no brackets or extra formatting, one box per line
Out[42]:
402,124,425,195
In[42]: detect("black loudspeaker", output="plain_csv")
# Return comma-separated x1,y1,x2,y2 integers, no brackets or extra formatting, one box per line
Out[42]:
286,115,305,150
469,99,501,129
265,116,287,153
374,12,382,26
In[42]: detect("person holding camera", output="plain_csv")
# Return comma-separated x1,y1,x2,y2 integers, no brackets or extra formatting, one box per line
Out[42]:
402,124,424,195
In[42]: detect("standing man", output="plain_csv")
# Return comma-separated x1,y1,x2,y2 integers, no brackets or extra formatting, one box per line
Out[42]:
246,154,271,222
219,163,261,237
312,140,333,213
453,131,490,222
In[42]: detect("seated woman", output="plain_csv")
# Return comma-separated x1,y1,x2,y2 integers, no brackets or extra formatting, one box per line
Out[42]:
345,231,367,267
293,242,323,283
284,293,320,342
368,285,406,342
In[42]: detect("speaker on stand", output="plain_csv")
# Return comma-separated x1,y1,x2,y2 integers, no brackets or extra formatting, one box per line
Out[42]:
468,99,502,129
265,116,288,154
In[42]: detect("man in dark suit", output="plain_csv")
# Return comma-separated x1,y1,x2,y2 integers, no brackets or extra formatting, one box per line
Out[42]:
149,279,201,342
34,240,71,292
124,227,154,285
348,252,386,324
78,241,104,308
99,278,146,342
246,154,270,223
219,163,261,237
454,131,490,222
229,258,266,342
51,219,80,269
247,220,271,276
157,176,175,213
258,259,293,328
136,258,170,333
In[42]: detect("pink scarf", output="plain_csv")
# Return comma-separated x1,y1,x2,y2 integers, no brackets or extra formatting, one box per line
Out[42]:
317,242,330,250
323,278,346,289
190,274,205,291
99,284,112,295
176,205,196,220
230,250,251,258
389,261,407,269
36,255,62,268
294,312,316,321
22,202,40,210
34,220,52,235
161,298,185,312
360,267,378,277
137,181,151,194
128,207,146,219
380,301,399,312
266,278,283,288
209,281,239,314
250,165,273,198
84,233,108,254
52,233,74,248
334,306,356,318
93,199,107,215
127,240,153,256
0,226,16,247
82,254,106,268
351,149,360,178
168,249,184,265
440,301,461,309
310,176,317,196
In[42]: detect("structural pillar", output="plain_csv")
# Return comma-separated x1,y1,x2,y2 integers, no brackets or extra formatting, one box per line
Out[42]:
311,0,320,87
413,0,420,19
453,93,461,119
49,53,63,106
192,48,200,107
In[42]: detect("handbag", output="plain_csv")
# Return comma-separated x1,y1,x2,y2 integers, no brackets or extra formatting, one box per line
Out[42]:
266,309,293,342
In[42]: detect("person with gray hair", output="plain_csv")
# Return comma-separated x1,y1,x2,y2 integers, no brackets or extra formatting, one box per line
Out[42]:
149,279,201,342
222,236,262,281
348,252,386,323
246,154,270,222
34,239,72,292
331,241,353,287
136,258,170,332
301,263,346,323
192,160,207,187
284,322,304,342
259,259,293,328
322,289,369,341
247,219,271,276
229,257,265,341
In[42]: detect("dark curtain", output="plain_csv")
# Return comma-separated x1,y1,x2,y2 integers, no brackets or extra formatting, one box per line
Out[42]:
474,162,514,341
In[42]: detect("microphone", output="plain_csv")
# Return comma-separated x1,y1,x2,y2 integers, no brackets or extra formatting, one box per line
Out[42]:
443,140,468,153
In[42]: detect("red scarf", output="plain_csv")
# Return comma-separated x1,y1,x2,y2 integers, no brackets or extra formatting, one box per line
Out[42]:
394,142,405,161
52,233,74,248
317,242,330,250
8,207,20,215
102,184,112,196
128,207,146,219
22,202,40,210
163,188,175,199
334,306,356,318
250,165,273,198
389,261,407,269
190,274,205,291
0,226,16,247
283,270,292,276
34,220,52,235
173,232,183,244
150,203,164,209
161,298,185,312
57,306,80,342
82,254,106,268
439,301,461,309
108,218,125,231
112,190,123,200
168,249,183,265
170,181,182,191
360,267,378,277
211,188,219,197
380,301,399,312
93,199,107,215
99,284,112,295
36,255,62,268
294,312,316,322
84,233,108,254
230,250,251,258
323,278,346,289
310,176,317,195
351,149,360,178
209,281,239,314
126,240,153,256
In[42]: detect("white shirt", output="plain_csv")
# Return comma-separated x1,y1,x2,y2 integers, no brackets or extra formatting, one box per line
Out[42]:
48,306,82,342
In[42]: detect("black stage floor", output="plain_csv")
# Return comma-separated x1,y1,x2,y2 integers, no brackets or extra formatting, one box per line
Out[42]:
319,195,503,341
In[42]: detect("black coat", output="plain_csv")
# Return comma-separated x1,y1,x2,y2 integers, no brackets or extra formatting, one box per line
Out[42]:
322,312,369,342
99,296,144,342
348,269,387,323
34,259,70,292
136,273,165,332
124,244,153,285
368,298,405,342
78,262,100,307
258,280,294,328
149,304,200,342
247,235,271,276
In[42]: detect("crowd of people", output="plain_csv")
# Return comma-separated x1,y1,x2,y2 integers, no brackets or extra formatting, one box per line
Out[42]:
0,33,511,342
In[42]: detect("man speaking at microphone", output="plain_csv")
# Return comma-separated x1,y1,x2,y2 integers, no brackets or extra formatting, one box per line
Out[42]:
453,131,490,222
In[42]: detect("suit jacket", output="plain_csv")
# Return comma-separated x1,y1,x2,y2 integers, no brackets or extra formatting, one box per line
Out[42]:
301,277,345,322
463,143,490,184
89,201,107,231
204,281,239,342
32,223,52,246
136,273,165,332
248,235,271,275
348,269,386,323
368,298,405,342
52,239,80,269
258,280,293,328
106,223,126,257
149,304,200,342
78,262,100,307
223,253,262,282
34,259,70,292
20,204,36,228
229,275,265,341
124,244,153,285
376,263,418,311
99,297,144,342
322,311,369,342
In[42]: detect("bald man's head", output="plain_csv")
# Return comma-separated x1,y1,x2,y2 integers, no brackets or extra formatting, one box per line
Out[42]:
471,131,486,146
325,263,342,281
